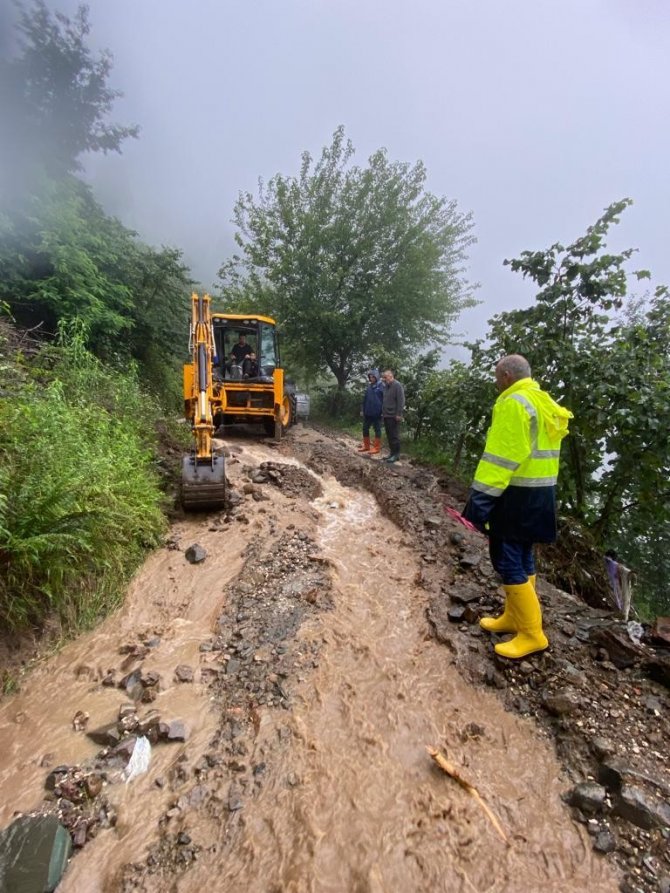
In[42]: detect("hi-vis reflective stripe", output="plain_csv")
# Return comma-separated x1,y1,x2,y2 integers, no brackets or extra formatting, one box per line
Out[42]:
510,393,536,417
472,481,505,496
482,451,520,470
511,476,558,487
510,393,538,442
509,395,560,459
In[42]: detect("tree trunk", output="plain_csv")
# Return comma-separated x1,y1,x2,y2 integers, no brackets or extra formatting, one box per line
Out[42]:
453,433,465,472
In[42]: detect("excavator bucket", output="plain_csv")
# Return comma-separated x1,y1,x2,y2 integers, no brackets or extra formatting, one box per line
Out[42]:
181,454,227,511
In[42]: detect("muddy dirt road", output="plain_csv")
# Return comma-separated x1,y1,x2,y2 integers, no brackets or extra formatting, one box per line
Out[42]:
0,427,619,892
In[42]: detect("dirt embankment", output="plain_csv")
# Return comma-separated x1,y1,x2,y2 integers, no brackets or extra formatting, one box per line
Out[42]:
0,425,667,893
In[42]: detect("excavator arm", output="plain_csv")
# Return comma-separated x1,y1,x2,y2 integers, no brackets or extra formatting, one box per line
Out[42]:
181,292,227,510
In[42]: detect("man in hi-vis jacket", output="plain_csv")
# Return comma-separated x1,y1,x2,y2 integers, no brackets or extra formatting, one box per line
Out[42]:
463,354,573,660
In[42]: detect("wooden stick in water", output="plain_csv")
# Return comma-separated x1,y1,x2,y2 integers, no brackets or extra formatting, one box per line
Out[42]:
426,746,510,847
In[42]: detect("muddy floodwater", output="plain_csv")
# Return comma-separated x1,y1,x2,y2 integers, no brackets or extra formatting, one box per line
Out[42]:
0,431,618,892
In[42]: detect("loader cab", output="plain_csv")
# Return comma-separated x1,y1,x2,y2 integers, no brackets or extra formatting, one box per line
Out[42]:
213,315,281,380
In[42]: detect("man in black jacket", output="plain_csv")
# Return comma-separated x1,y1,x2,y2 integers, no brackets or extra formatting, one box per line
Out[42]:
381,369,405,464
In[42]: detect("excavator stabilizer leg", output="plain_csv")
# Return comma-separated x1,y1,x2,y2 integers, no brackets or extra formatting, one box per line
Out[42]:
181,454,227,511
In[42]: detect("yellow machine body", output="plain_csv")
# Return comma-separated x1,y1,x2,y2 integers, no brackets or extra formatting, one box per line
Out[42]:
181,296,296,510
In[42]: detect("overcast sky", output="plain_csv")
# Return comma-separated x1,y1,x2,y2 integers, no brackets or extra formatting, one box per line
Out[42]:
31,0,670,352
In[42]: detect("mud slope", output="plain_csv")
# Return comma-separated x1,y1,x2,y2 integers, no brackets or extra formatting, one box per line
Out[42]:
0,428,624,892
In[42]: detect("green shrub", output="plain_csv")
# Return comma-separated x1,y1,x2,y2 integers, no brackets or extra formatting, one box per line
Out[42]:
0,335,167,631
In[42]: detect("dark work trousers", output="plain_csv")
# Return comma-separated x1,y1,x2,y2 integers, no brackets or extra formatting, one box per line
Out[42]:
383,416,401,457
488,537,535,585
362,415,382,438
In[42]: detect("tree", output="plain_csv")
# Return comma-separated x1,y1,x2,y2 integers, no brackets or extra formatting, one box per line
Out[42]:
220,127,476,392
464,201,670,612
0,3,191,397
0,0,138,195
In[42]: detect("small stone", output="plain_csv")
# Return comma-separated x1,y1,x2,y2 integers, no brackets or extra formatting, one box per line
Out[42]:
87,723,122,747
424,516,442,530
643,695,662,714
484,667,507,689
174,665,194,683
177,832,192,846
459,552,481,569
460,722,485,741
593,830,616,853
542,688,582,716
226,659,241,675
72,710,89,731
185,544,207,564
85,774,103,798
166,720,189,742
568,782,607,814
447,605,466,623
615,785,670,830
44,766,70,791
118,702,137,721
113,737,137,762
590,737,615,761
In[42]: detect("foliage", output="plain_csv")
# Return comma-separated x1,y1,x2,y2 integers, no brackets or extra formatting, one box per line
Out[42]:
220,127,477,390
0,173,191,401
461,200,670,614
0,325,167,631
408,360,493,475
0,2,190,403
0,0,138,192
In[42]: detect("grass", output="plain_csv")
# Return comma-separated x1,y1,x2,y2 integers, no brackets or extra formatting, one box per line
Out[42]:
0,333,167,632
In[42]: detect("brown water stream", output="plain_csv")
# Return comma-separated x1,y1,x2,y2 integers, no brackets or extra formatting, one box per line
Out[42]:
0,438,618,892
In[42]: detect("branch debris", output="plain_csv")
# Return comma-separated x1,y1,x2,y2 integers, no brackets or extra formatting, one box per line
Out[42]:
427,746,510,847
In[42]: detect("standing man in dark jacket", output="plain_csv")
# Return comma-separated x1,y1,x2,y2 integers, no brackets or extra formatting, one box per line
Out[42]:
381,369,405,464
357,369,384,455
462,354,573,660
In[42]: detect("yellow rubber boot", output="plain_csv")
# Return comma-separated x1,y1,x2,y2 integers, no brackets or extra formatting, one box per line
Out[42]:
494,582,549,659
357,437,371,452
480,593,516,633
480,574,537,633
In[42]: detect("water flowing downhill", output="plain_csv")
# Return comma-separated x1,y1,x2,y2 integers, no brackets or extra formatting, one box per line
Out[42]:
0,432,618,892
177,467,615,892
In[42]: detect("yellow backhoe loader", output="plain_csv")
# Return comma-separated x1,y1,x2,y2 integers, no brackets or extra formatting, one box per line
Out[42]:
181,292,296,510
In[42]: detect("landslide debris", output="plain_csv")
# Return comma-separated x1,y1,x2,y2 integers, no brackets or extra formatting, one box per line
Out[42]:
120,525,332,890
288,427,670,893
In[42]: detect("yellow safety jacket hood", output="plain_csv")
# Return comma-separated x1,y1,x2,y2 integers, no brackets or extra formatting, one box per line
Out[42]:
471,378,573,497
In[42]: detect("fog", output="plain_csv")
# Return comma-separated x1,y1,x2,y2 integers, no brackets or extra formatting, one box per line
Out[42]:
8,0,670,351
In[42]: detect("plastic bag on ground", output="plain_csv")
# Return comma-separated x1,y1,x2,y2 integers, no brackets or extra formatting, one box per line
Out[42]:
626,620,644,646
124,736,151,782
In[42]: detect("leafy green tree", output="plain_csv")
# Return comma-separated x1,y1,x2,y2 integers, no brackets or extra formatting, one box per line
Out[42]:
220,127,476,393
464,200,669,612
0,1,191,394
415,361,493,472
0,0,138,194
0,176,191,382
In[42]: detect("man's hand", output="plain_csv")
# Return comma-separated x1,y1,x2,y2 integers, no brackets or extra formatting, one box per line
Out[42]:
396,415,402,422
